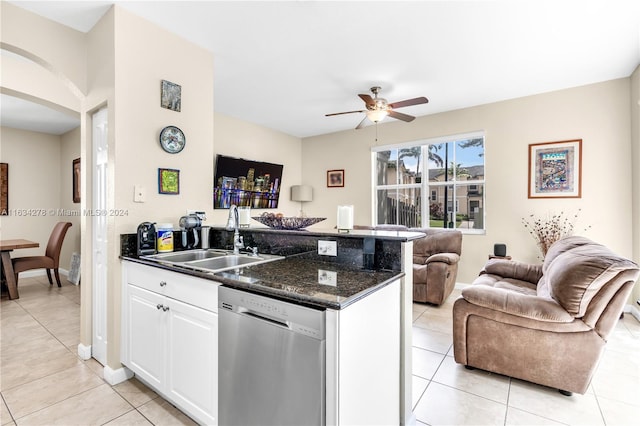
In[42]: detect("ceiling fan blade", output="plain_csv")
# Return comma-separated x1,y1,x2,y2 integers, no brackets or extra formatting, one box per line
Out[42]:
358,94,375,107
325,110,365,117
355,116,368,130
388,110,415,122
388,96,429,109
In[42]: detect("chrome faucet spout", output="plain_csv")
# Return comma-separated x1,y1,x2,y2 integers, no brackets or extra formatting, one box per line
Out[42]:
227,205,244,254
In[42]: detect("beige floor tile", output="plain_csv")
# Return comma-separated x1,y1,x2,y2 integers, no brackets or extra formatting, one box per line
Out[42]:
2,363,103,419
137,398,198,426
590,368,640,407
596,395,640,425
432,355,510,404
595,346,640,378
0,347,81,391
412,375,429,410
113,378,159,408
82,357,105,379
412,347,445,380
414,381,507,425
412,308,454,335
15,384,131,425
0,319,51,348
621,314,640,335
505,406,567,425
1,333,63,364
0,397,13,426
412,326,452,354
104,409,153,425
508,379,604,425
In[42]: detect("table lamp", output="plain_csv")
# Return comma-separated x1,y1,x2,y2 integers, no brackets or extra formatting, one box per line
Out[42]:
291,185,313,217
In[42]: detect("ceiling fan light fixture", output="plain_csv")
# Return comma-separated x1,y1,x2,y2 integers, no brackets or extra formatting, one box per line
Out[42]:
367,109,389,123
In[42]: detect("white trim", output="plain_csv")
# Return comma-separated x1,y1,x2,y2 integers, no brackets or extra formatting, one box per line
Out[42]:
77,343,92,360
103,365,133,386
623,303,640,323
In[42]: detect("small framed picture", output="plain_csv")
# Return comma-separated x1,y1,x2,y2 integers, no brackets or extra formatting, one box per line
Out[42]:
158,168,180,194
327,169,344,188
72,158,81,203
528,139,582,198
161,80,181,112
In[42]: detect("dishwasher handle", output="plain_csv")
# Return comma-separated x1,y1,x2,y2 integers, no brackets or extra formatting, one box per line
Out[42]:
238,307,292,330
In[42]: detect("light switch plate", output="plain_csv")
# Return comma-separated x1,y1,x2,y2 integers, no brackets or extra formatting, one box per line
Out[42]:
318,270,337,286
318,240,337,256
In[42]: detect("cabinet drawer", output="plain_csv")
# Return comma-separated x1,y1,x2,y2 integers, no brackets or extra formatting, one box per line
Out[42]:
126,262,220,313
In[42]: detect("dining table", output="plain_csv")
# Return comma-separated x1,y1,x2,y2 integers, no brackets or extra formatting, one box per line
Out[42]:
1,239,39,300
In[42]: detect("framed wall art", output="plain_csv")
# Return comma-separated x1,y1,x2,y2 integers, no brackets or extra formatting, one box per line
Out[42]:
327,169,344,188
1,163,8,215
528,139,582,198
161,80,181,112
158,168,180,194
72,158,81,203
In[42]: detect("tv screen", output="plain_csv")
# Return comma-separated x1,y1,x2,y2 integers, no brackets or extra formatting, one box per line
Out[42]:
213,154,283,209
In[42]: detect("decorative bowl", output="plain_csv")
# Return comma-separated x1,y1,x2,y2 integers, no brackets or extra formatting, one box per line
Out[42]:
252,215,326,230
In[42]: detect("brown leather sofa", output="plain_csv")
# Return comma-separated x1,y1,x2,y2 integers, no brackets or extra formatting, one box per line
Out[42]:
354,225,462,304
453,236,639,395
409,228,462,305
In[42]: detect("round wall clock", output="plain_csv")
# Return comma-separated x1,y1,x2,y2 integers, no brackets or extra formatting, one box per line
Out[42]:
159,125,186,154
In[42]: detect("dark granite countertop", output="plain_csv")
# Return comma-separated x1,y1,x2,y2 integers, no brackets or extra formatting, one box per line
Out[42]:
122,252,404,310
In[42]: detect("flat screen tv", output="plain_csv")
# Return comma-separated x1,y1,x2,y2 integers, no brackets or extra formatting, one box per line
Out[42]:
213,154,283,209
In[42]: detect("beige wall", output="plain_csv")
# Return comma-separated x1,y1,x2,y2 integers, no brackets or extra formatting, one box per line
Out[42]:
303,79,634,286
0,126,80,269
211,113,303,224
631,65,640,305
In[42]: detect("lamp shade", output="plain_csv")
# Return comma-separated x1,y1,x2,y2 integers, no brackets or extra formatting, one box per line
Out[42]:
291,185,313,202
366,109,389,123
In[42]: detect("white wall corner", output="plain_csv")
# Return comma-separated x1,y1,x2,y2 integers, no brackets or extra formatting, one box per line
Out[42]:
103,365,133,386
77,343,92,360
624,302,640,323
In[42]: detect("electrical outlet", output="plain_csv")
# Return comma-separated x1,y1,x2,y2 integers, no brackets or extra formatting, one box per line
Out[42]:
318,269,337,286
134,185,145,203
318,240,337,256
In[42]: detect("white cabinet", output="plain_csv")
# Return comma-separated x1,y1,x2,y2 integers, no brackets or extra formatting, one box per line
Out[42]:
122,261,219,425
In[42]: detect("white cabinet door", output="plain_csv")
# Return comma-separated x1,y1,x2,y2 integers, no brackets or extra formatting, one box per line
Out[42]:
127,285,166,389
166,297,218,425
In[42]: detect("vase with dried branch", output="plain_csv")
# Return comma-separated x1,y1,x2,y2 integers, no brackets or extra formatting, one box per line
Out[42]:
521,210,590,258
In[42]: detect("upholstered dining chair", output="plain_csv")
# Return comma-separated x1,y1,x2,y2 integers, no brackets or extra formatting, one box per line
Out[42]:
12,222,72,288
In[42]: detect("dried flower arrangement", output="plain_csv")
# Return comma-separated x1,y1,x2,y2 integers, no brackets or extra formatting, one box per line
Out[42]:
521,210,590,257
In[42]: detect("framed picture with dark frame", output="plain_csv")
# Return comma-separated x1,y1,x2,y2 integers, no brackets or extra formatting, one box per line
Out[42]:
72,158,81,203
1,163,8,215
528,139,582,198
327,169,344,188
158,168,180,194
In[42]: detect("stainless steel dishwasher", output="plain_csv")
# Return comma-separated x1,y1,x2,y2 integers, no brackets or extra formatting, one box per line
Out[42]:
218,286,325,426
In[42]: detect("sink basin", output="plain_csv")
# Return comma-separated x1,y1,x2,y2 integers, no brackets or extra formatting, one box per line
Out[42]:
143,249,228,263
186,255,272,270
141,249,283,274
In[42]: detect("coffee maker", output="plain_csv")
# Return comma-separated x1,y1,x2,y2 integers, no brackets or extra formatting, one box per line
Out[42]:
179,211,206,249
137,222,157,256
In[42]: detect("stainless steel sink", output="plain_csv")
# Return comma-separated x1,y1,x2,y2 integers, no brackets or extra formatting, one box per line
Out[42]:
143,249,228,263
141,249,283,274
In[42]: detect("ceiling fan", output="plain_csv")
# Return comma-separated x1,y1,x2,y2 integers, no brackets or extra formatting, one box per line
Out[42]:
325,86,428,129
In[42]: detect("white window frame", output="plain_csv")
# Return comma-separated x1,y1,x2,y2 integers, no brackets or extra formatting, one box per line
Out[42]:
371,131,486,234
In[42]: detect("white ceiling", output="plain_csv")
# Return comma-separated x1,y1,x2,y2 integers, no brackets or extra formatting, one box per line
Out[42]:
4,0,640,138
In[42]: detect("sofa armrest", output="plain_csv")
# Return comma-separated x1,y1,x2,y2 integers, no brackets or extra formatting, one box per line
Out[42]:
461,286,574,323
425,252,460,265
482,259,543,284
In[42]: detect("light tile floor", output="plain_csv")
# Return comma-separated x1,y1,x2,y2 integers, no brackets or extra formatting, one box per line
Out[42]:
412,288,640,426
2,277,639,425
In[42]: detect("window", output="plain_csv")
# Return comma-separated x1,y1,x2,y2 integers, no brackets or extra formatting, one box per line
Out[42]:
372,132,485,233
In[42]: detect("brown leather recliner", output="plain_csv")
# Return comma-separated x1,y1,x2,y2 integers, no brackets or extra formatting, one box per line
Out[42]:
409,228,462,305
453,236,639,395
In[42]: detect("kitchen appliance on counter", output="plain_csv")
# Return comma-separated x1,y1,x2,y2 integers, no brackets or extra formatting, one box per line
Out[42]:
218,286,325,425
137,222,157,256
179,211,206,249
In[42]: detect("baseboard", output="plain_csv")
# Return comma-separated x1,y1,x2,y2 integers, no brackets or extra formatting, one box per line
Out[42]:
103,365,133,386
19,268,74,284
454,282,470,290
77,343,92,360
624,303,640,323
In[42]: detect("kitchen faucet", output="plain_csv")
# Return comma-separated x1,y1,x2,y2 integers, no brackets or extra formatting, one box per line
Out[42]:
226,205,244,254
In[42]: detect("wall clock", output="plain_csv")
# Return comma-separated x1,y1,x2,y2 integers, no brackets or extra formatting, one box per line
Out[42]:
159,125,186,154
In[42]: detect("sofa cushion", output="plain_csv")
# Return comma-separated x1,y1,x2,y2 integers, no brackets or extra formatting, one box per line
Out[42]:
542,240,638,317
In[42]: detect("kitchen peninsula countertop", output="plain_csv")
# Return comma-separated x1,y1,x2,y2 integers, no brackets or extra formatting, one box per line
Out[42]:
122,252,403,310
